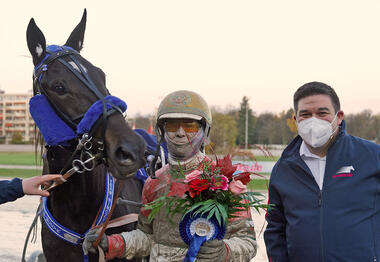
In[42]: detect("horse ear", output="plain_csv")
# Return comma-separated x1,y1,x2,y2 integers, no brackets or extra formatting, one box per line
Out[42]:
26,18,46,66
65,9,87,52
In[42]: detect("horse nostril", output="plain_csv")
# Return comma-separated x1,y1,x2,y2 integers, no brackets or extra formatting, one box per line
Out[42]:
115,145,136,166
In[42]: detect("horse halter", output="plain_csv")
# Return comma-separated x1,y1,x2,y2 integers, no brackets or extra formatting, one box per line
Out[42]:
30,45,126,177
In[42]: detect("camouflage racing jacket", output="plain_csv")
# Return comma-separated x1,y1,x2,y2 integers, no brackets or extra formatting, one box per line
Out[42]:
119,154,257,261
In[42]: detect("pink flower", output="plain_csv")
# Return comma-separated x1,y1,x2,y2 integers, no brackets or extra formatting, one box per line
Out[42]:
210,175,229,191
229,179,247,195
184,170,202,183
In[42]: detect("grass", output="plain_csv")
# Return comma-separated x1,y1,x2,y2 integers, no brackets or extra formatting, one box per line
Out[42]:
247,178,269,191
0,152,279,166
0,152,42,166
0,168,42,178
1,170,271,191
0,152,272,191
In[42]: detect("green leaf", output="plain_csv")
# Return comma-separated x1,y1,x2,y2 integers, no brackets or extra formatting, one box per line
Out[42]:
206,208,216,221
193,201,216,216
214,208,222,226
215,202,228,226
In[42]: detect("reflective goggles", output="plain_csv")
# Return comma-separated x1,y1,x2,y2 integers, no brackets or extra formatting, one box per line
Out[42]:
164,119,200,133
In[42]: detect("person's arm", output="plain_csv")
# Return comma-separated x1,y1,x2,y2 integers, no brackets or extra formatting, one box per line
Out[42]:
83,175,158,259
264,166,289,262
0,174,60,205
82,221,153,260
117,215,153,259
0,178,24,204
22,175,61,196
223,217,257,261
117,175,160,259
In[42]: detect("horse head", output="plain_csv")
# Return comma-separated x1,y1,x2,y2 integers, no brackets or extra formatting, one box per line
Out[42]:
26,9,146,180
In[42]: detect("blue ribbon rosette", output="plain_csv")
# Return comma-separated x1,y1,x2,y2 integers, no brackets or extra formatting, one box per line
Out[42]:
179,212,226,262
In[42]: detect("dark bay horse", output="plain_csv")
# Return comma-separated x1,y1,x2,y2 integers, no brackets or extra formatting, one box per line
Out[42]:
26,10,147,262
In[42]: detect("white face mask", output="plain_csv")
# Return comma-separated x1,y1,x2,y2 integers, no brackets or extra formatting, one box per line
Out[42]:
297,114,338,148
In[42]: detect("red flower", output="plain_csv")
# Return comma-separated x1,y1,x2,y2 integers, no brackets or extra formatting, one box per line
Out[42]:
233,172,251,185
168,182,190,198
216,155,237,180
188,179,210,197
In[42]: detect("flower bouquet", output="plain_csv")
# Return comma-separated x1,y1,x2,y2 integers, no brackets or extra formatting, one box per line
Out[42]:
144,155,266,261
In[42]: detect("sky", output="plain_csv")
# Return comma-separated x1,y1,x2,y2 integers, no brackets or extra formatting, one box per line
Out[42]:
1,1,380,118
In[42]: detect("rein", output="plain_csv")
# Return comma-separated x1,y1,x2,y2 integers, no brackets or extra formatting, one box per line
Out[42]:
44,134,104,191
91,181,123,249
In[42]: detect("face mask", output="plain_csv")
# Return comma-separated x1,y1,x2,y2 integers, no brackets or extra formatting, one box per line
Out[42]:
297,113,338,148
164,128,205,161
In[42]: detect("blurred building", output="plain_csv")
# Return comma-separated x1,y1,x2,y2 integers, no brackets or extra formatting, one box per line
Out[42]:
0,89,34,143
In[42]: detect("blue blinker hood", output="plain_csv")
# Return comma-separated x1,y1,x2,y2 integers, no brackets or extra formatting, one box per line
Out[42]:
29,94,127,146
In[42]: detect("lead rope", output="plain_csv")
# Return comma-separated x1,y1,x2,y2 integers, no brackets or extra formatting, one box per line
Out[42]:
92,180,123,256
21,202,43,262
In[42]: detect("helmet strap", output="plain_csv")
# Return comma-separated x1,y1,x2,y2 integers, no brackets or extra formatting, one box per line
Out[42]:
148,125,165,179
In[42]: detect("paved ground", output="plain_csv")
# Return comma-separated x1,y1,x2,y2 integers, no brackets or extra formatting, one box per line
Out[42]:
0,190,268,261
251,207,269,261
0,144,36,152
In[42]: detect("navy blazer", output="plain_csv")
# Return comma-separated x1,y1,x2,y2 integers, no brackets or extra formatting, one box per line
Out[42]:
265,121,380,262
0,178,24,204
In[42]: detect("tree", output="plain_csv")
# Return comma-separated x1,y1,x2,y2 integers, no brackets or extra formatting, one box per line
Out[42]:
255,112,278,144
374,115,380,143
345,110,377,140
11,132,24,144
133,113,153,130
209,112,238,154
281,108,297,143
235,96,256,147
286,117,297,132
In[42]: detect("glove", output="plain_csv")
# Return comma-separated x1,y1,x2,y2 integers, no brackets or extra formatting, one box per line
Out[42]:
82,228,109,256
82,228,126,259
197,239,229,261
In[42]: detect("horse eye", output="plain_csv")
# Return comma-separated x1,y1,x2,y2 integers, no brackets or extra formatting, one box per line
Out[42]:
52,84,66,95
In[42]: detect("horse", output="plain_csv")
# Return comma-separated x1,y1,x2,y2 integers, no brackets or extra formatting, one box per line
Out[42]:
26,9,147,262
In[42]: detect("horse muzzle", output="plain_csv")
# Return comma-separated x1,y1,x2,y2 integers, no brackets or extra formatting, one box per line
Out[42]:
107,138,146,180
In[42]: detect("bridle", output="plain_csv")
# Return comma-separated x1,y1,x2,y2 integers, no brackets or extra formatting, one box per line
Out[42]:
30,45,135,258
32,45,125,180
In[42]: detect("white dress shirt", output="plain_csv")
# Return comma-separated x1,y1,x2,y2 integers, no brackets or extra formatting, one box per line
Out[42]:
299,141,326,190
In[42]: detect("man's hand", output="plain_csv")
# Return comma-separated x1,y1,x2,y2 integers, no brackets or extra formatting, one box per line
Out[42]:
197,239,229,261
22,175,61,197
82,228,109,256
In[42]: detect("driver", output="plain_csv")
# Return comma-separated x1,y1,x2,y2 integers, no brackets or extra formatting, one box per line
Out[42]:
83,90,257,261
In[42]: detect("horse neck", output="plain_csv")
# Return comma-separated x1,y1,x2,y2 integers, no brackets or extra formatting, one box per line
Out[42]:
46,154,107,233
